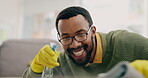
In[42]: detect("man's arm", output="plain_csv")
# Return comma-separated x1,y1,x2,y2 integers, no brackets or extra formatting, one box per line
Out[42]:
22,45,60,78
22,64,64,78
22,67,42,78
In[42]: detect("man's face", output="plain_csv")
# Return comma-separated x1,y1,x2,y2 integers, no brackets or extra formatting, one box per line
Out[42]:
58,15,96,66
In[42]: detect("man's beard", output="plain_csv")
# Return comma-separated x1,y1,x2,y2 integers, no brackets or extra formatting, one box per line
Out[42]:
66,38,94,66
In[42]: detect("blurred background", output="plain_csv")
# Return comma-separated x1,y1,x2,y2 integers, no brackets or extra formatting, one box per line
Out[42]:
0,0,147,44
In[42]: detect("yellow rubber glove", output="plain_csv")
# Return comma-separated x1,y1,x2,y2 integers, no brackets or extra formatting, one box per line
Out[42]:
31,45,60,73
130,60,148,78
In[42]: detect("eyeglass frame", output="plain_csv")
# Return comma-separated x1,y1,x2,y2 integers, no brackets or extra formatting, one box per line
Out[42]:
57,26,93,46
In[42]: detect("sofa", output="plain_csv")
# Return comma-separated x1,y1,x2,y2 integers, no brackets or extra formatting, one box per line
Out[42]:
0,39,63,77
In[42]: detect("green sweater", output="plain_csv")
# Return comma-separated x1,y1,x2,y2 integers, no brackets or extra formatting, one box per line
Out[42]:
22,30,148,78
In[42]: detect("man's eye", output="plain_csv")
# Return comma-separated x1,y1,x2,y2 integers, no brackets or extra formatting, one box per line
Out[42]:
62,37,71,41
77,33,85,37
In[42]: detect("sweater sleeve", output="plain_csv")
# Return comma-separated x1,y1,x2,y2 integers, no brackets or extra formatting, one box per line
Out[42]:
120,30,148,60
22,52,65,78
105,30,148,70
22,67,42,78
112,30,148,60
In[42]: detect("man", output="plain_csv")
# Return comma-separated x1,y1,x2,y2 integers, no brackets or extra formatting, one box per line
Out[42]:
22,6,148,78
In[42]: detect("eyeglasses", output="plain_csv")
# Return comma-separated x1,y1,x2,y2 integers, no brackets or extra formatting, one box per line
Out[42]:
58,26,92,46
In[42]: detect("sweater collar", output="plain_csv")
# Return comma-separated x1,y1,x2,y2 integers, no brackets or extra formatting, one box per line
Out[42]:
85,33,103,66
93,33,103,63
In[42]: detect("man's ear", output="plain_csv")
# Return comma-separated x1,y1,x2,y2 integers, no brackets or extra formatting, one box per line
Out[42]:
91,26,96,37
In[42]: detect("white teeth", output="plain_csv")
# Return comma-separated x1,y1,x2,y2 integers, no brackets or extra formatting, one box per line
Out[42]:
73,50,84,56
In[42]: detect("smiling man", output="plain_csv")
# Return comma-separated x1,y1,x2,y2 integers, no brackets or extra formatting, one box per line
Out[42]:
22,6,148,78
58,14,96,66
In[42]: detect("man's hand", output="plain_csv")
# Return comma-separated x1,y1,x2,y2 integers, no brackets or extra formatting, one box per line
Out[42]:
31,45,60,73
130,60,148,78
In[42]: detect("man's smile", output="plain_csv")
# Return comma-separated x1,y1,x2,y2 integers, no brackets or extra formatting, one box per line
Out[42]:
67,44,88,61
72,48,86,59
73,49,84,56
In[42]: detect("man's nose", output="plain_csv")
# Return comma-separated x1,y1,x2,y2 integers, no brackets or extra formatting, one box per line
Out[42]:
70,39,81,48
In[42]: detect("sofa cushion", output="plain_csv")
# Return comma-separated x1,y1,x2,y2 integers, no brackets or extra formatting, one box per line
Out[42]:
0,39,63,77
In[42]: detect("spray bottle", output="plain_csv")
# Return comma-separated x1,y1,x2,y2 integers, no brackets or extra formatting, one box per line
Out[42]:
41,42,56,78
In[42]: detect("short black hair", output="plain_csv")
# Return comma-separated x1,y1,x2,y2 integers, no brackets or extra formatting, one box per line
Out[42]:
55,6,93,34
